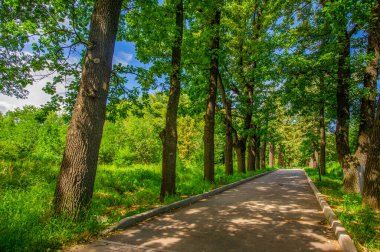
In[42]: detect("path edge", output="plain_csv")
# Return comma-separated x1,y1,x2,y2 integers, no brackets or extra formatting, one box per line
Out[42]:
303,170,357,252
102,169,275,235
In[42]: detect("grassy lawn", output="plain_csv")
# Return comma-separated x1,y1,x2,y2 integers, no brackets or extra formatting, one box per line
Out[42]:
304,163,380,252
0,160,274,251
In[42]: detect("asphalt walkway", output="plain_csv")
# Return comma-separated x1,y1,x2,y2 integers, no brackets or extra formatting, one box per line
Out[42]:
70,169,341,252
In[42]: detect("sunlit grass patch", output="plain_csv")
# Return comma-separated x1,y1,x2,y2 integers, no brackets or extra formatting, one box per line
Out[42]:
0,161,276,251
304,163,380,252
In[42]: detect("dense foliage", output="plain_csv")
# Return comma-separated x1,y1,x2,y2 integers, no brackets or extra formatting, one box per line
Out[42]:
0,0,379,250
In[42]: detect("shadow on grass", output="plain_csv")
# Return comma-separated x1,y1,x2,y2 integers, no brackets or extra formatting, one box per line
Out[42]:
0,161,276,251
304,163,380,251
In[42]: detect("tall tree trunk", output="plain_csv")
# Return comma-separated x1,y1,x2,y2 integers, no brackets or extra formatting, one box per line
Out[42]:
355,3,379,168
363,0,380,211
247,135,255,172
255,134,261,169
204,8,221,182
235,60,252,174
234,135,246,173
217,73,233,175
320,105,326,175
160,0,184,200
53,0,122,218
269,142,275,167
313,141,319,168
363,98,380,210
278,145,285,167
336,30,360,193
260,141,266,168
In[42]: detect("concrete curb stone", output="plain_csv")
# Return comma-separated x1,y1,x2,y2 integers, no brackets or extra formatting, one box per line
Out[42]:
102,170,275,235
304,170,357,252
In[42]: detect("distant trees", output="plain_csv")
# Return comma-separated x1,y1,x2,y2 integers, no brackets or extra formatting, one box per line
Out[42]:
0,107,66,164
275,0,379,198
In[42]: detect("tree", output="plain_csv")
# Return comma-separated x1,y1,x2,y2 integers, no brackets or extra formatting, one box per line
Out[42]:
204,2,221,182
355,0,380,168
268,142,275,167
335,24,359,192
54,0,122,218
160,0,184,200
363,0,380,210
363,95,380,210
217,72,234,175
319,99,326,175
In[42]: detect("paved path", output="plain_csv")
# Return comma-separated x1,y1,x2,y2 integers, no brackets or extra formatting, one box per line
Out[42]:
70,169,341,252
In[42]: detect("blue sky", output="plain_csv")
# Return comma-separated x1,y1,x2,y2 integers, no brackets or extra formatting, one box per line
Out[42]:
0,2,170,113
0,40,142,113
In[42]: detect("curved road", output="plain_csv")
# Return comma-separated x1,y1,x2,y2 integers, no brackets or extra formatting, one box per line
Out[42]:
70,169,341,252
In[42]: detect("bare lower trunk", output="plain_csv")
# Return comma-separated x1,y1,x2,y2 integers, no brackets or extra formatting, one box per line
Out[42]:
309,157,316,168
247,136,255,172
224,129,234,175
269,142,274,167
237,37,253,174
363,98,380,210
160,0,184,200
355,3,379,168
204,9,221,182
53,0,122,218
363,1,380,210
260,141,266,168
313,141,319,168
336,30,360,193
217,73,233,175
320,105,326,175
235,139,246,173
278,146,285,167
255,134,260,169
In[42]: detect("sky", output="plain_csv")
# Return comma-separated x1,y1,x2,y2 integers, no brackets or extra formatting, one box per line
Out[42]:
0,41,138,114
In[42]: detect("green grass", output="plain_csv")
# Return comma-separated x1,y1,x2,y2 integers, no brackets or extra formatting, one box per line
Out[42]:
0,160,274,251
304,162,380,252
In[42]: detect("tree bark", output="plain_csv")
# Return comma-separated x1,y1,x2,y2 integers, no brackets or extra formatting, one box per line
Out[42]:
235,139,246,173
247,135,255,172
355,2,379,168
255,133,261,169
363,97,380,210
217,73,233,175
204,8,221,182
313,141,319,168
363,0,380,211
336,30,360,193
278,145,285,167
269,142,275,167
260,141,266,168
235,61,252,174
320,105,326,175
160,0,184,200
53,0,122,218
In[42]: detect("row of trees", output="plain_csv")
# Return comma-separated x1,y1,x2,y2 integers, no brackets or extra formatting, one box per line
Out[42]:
1,0,379,217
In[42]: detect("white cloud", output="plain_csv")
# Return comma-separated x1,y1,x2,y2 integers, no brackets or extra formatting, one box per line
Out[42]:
0,50,132,114
0,71,66,113
113,51,133,66
0,101,15,114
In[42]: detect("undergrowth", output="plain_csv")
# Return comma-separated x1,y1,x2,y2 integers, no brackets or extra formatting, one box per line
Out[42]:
304,162,380,252
0,160,273,251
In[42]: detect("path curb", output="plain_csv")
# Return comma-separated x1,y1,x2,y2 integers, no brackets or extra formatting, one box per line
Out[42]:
304,171,357,252
102,170,275,235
